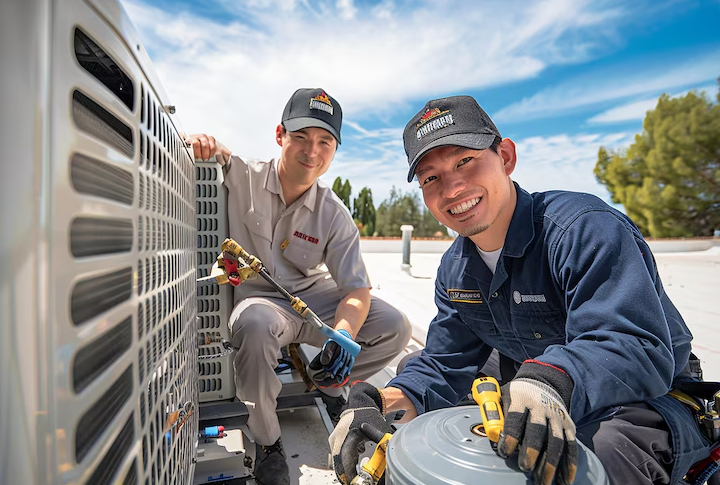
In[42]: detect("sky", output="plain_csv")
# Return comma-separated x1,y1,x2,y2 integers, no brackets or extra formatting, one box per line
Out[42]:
120,0,720,209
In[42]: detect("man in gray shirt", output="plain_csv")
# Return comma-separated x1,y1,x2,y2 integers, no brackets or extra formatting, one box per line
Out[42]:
187,88,411,485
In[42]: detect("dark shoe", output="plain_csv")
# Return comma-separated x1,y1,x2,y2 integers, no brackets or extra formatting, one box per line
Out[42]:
321,393,347,427
254,438,290,485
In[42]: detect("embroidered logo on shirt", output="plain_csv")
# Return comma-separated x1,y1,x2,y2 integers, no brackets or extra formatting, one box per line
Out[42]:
448,289,483,304
309,92,334,115
513,290,547,304
416,107,454,140
293,230,319,244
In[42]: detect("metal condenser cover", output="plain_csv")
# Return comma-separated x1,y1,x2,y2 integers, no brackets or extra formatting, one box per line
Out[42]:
385,406,609,485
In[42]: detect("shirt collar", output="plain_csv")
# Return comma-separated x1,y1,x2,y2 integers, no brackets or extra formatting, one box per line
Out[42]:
265,158,318,212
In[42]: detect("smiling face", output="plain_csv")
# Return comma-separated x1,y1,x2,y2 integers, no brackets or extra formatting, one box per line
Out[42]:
276,125,337,200
414,139,518,250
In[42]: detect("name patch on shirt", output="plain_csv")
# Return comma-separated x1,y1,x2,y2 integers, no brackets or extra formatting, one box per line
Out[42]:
513,290,547,304
448,289,483,304
293,230,319,244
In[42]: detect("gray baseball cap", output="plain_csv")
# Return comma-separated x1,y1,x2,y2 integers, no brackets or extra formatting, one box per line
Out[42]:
403,95,501,182
282,88,342,144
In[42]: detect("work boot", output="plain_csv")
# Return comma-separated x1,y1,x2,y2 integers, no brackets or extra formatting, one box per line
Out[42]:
321,393,347,427
254,438,290,485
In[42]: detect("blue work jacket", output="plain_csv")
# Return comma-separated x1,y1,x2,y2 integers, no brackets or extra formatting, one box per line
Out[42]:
389,183,694,424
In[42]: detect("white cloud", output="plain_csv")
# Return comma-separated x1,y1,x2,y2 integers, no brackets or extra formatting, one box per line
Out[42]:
494,51,720,123
121,0,629,161
321,122,409,205
320,126,634,209
336,0,357,19
118,0,690,207
588,84,719,123
587,98,659,124
512,132,634,204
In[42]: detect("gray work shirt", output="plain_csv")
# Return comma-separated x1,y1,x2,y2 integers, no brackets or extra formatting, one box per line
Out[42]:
221,155,371,303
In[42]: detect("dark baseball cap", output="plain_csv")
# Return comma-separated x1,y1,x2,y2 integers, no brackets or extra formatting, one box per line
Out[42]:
403,95,501,182
281,88,342,144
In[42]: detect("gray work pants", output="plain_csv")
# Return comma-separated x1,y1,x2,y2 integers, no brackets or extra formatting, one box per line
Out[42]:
229,288,411,446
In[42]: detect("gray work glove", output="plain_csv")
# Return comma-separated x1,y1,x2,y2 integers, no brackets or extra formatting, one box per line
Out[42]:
328,382,393,485
497,360,578,485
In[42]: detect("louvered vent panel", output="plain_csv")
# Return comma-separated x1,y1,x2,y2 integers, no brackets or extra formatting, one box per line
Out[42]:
47,3,199,485
194,162,235,402
134,82,197,485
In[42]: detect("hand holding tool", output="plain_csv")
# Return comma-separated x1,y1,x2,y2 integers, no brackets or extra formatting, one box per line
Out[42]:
350,422,392,485
310,329,356,388
472,376,504,442
497,361,578,485
329,382,393,485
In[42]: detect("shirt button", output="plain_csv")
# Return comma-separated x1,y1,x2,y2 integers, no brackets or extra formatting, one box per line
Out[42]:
303,255,306,259
277,275,282,279
534,332,542,339
256,222,260,226
492,292,498,298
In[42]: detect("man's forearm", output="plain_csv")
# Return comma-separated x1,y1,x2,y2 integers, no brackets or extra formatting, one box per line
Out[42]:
382,386,418,422
333,287,371,338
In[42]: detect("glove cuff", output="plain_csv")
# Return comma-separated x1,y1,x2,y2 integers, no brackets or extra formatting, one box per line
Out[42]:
516,360,574,409
348,381,386,414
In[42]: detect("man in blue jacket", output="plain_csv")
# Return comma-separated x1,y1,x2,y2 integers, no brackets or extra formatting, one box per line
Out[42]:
329,95,717,485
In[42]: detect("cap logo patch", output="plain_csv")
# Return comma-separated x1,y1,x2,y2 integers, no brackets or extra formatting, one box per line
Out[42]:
448,289,483,304
309,92,334,115
416,108,454,140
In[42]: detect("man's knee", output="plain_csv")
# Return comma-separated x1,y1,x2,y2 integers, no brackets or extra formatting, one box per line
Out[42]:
381,302,412,343
388,307,412,347
230,303,281,348
359,299,410,346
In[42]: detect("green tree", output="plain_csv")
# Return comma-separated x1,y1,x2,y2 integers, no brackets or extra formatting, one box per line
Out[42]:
331,176,352,212
353,187,376,236
375,186,445,237
594,83,720,237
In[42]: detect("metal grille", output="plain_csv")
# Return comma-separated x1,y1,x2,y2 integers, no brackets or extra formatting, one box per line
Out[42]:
36,2,197,484
135,82,197,485
195,162,236,402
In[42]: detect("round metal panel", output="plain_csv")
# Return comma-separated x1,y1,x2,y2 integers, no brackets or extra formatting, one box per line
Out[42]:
386,406,608,485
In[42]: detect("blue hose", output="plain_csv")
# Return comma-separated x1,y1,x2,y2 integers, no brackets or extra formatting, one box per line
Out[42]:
692,462,719,485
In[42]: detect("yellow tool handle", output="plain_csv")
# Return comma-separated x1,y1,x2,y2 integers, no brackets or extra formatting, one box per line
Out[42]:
472,376,504,442
360,432,392,483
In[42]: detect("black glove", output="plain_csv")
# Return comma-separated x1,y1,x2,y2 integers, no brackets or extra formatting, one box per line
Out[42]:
309,329,356,388
328,382,393,485
497,360,578,485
